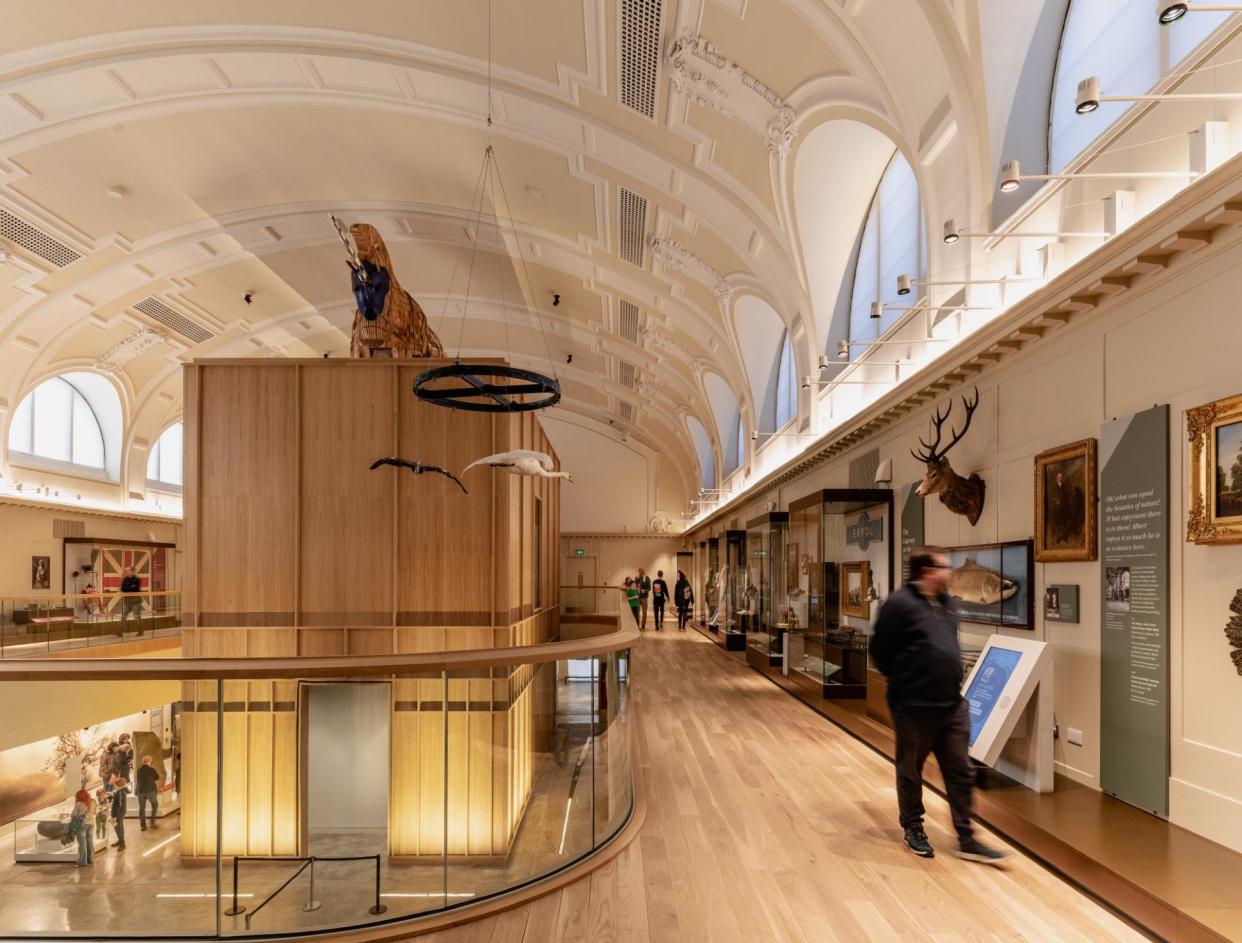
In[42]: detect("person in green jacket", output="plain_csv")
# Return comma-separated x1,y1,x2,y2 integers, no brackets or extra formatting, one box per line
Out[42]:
624,577,641,627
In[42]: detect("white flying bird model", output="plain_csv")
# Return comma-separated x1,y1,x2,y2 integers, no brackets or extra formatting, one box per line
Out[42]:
461,449,573,482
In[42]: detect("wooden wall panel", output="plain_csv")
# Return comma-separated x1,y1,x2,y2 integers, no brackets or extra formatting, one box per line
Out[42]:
299,365,394,626
196,365,297,623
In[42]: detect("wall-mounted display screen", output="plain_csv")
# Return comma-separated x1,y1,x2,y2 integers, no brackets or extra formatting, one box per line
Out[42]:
965,646,1023,746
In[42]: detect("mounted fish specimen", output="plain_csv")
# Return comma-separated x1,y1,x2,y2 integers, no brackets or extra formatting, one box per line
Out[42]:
369,457,468,494
947,558,1018,605
332,216,445,360
912,388,986,526
461,449,573,481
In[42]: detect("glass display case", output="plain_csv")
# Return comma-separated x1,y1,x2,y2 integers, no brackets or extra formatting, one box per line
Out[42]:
783,490,893,698
723,530,748,650
745,512,789,669
703,538,720,629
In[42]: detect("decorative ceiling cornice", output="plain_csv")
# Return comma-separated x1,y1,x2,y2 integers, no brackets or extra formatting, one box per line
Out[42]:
95,326,169,376
666,34,798,157
650,236,733,301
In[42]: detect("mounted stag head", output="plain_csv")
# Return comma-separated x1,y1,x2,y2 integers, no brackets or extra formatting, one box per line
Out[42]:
911,388,986,526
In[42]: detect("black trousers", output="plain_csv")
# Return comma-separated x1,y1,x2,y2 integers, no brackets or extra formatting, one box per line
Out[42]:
653,599,665,627
676,603,690,629
890,699,975,843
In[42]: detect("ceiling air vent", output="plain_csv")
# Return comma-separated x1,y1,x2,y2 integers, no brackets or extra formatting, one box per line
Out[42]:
133,297,214,345
619,0,663,118
53,518,86,538
618,360,636,389
618,299,639,342
619,401,635,422
618,188,647,267
0,209,81,268
848,448,880,489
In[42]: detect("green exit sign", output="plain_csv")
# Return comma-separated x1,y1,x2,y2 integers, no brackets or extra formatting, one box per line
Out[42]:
575,548,586,557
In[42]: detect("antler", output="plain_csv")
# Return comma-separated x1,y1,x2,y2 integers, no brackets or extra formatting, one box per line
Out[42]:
330,214,366,282
911,387,979,463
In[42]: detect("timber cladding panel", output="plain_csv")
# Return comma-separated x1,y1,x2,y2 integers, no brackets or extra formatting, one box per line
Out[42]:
182,359,562,859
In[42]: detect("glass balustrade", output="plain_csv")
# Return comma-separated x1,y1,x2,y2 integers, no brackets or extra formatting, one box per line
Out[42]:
0,620,634,938
0,591,182,657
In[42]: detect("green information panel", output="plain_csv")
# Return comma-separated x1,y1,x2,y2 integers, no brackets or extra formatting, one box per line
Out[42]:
900,483,925,584
1100,405,1169,818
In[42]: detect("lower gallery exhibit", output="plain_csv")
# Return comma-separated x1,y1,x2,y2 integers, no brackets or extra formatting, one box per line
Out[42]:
3,2,1242,941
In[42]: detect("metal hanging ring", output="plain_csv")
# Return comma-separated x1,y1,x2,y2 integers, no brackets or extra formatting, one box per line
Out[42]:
412,363,561,413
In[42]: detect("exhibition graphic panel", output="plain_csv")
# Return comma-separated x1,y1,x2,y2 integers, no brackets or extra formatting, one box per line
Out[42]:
1100,405,1170,818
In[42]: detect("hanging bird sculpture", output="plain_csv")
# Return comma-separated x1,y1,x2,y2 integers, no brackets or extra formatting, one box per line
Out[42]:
369,457,468,494
461,449,573,482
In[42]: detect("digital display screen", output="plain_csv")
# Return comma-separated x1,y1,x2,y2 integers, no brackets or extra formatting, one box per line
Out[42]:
965,646,1023,746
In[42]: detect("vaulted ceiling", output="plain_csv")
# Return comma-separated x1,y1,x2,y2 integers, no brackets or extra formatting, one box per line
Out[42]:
0,0,997,520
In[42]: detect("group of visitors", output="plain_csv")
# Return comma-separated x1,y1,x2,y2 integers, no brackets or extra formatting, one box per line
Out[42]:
64,733,165,864
622,567,694,631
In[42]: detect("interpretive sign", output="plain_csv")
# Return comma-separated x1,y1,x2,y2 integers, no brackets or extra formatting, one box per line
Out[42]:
1100,405,1170,818
900,483,924,583
846,511,884,551
1044,584,1079,623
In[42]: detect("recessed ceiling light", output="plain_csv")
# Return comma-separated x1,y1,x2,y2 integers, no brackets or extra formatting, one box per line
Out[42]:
106,186,128,200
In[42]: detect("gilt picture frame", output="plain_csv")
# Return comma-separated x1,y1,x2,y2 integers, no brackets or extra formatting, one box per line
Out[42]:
840,560,870,620
1033,438,1097,562
1188,392,1242,545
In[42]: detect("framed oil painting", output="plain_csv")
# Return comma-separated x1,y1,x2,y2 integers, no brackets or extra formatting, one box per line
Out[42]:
1188,392,1242,545
840,560,870,619
1034,438,1097,562
31,555,50,590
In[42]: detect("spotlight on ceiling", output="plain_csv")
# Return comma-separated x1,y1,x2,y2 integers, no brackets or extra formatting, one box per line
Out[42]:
1000,159,1023,193
897,273,913,296
801,375,812,390
750,430,758,442
836,340,849,359
1075,76,1101,114
869,301,883,320
817,354,832,370
942,219,961,244
1159,1,1190,21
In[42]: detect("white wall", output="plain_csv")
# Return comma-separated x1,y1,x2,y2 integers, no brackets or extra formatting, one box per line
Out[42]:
689,232,1242,853
558,536,682,589
306,683,390,832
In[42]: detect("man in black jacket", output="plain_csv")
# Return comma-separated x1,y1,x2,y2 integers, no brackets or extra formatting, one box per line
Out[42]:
869,548,1006,865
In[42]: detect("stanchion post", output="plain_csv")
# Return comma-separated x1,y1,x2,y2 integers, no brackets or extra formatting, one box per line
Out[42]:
224,855,246,916
303,856,322,912
368,853,387,915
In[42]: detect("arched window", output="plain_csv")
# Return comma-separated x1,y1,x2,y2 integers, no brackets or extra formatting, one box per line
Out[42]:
704,373,742,478
1049,1,1227,172
147,421,184,488
848,151,923,343
8,373,120,478
735,415,746,471
775,334,796,428
686,416,716,490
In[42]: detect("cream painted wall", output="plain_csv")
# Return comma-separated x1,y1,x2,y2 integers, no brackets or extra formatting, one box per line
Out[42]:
0,502,182,598
558,536,682,589
0,679,181,753
685,234,1242,853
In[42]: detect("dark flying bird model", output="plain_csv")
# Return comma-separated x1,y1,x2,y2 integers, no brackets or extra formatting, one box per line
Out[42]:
369,457,468,494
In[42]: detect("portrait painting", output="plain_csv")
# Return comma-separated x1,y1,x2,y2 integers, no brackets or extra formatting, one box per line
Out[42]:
1188,392,1242,545
1034,439,1097,562
31,556,50,590
840,560,870,620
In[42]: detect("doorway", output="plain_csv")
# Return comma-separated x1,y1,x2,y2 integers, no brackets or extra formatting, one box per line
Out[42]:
303,683,390,857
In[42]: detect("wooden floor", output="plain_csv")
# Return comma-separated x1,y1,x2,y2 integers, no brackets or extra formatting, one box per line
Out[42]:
411,630,1151,942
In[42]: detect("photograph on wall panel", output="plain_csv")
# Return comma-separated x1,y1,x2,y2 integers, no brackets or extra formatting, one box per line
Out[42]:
943,540,1034,629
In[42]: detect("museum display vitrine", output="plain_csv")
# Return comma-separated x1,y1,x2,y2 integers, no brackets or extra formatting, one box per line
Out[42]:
745,512,789,669
783,490,893,699
723,530,748,650
703,538,720,629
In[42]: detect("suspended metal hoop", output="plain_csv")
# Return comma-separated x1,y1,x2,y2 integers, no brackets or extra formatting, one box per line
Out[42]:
412,362,560,413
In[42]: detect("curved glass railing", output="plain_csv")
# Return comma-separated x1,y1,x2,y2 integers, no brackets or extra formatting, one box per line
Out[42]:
0,613,634,938
0,590,182,657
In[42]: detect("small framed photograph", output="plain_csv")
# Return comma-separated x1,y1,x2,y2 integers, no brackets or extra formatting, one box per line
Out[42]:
840,560,870,620
1034,438,1097,562
1188,392,1242,545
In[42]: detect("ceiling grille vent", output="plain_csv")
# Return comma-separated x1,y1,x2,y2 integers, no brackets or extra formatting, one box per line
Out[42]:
618,188,647,267
848,448,880,489
618,360,636,389
134,297,214,344
620,0,662,118
619,401,635,422
0,209,81,268
618,299,639,342
53,518,86,538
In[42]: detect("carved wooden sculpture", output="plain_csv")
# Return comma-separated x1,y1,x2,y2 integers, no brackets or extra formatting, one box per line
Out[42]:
1227,589,1242,676
336,218,445,359
912,388,986,526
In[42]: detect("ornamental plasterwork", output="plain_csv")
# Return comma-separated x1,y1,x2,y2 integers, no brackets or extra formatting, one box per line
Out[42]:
641,323,691,361
636,376,678,411
95,326,167,373
666,34,798,157
650,236,733,301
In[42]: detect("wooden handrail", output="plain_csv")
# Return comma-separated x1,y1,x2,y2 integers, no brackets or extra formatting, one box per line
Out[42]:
0,622,634,681
0,590,181,603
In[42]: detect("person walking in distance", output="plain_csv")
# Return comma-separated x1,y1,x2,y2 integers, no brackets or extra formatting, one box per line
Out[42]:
650,570,670,631
673,570,694,631
109,776,129,850
135,756,160,831
635,568,652,630
623,578,641,628
119,566,143,634
868,548,1008,865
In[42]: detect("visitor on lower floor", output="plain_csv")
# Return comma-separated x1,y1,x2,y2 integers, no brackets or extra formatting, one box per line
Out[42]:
869,547,1007,866
624,577,640,627
135,756,160,830
71,790,95,867
94,788,109,844
651,570,669,630
109,777,129,850
674,571,693,631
